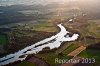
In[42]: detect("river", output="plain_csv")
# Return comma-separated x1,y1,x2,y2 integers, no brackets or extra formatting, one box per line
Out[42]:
0,24,79,66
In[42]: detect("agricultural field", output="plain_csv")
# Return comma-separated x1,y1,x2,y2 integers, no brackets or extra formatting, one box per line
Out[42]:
0,1,100,66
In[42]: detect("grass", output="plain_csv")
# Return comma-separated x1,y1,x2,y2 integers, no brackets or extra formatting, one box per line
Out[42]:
78,49,100,65
17,61,36,66
85,38,97,45
78,21,100,45
80,20,99,37
36,52,71,66
36,42,80,66
33,22,57,32
36,43,79,66
0,34,8,45
62,43,79,55
87,20,100,38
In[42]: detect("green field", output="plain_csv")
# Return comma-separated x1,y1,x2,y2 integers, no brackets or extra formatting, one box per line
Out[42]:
62,43,79,55
0,34,8,45
78,49,100,65
37,52,71,66
36,43,80,66
33,21,57,32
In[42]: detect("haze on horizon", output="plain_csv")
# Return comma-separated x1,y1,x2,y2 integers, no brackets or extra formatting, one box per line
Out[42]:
0,0,100,6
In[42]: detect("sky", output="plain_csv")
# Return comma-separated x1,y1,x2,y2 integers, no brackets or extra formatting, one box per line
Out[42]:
0,0,100,6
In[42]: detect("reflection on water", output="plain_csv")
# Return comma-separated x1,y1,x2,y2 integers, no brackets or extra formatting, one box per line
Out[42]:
0,24,79,66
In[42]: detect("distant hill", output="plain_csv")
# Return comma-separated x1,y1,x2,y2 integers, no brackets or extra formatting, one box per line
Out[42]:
0,1,100,25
